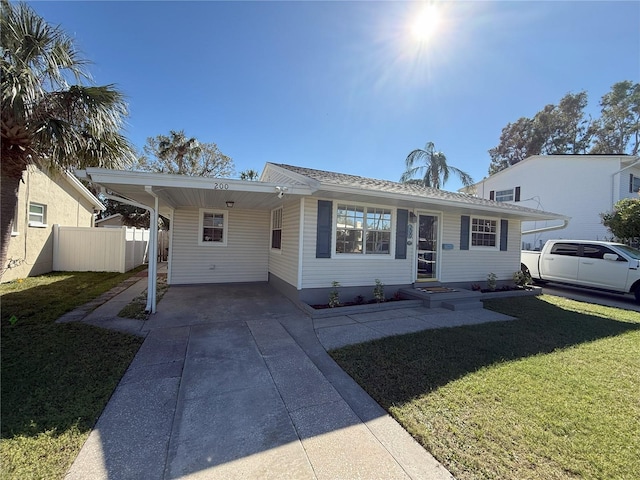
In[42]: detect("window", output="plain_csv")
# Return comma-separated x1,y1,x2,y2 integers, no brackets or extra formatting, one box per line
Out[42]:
336,204,391,254
198,209,227,245
271,207,282,250
495,189,514,202
471,218,497,247
11,203,19,235
631,174,640,193
549,242,579,256
28,203,47,227
582,244,623,261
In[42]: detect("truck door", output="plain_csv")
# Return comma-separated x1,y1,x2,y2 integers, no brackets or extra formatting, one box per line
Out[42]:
577,244,628,291
543,242,580,283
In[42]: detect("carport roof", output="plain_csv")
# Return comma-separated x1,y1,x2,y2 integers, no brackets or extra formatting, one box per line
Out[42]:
76,168,316,216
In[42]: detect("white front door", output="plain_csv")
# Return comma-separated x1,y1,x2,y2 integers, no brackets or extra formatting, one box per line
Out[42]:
416,213,439,282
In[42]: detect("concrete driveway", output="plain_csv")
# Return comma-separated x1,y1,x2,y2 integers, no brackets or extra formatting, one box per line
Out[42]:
541,283,640,312
66,283,453,479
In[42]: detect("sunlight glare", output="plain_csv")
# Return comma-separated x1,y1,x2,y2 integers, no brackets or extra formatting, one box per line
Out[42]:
411,5,442,43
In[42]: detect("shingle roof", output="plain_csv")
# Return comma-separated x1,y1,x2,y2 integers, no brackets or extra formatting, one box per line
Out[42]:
270,163,566,218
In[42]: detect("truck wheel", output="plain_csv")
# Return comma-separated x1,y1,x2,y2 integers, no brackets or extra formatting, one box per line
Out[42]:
635,284,640,304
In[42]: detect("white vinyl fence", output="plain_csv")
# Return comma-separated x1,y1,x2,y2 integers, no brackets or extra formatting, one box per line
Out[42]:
53,225,150,273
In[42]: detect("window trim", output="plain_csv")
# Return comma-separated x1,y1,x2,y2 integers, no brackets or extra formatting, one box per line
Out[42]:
28,202,47,228
271,207,283,251
333,202,395,257
469,216,499,250
198,208,228,246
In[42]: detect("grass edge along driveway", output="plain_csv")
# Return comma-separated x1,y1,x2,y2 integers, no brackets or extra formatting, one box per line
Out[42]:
1,269,146,479
330,295,640,480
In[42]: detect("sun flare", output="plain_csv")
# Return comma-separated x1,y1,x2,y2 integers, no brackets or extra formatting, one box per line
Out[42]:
411,5,442,43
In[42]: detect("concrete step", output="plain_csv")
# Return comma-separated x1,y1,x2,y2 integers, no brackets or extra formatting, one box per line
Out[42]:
441,300,484,311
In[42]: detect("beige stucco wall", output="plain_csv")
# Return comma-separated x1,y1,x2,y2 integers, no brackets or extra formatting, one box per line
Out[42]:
3,166,98,282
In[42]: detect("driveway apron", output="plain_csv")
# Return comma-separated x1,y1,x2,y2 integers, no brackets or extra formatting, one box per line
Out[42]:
66,284,452,480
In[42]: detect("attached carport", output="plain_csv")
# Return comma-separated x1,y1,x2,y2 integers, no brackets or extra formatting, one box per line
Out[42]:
76,168,315,313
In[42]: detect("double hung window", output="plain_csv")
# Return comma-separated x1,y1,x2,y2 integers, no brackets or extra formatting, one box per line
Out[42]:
495,189,514,202
471,218,497,247
271,208,282,250
28,203,47,227
336,204,391,254
199,209,227,245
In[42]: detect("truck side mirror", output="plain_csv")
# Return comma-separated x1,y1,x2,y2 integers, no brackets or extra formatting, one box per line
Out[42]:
603,253,620,261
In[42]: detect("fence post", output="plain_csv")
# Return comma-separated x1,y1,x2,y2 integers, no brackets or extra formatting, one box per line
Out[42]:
52,224,60,271
119,226,126,273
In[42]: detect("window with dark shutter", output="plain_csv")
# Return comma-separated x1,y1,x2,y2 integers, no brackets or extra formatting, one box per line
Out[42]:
515,186,521,202
489,190,495,200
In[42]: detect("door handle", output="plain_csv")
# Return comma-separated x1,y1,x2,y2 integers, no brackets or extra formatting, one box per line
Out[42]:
581,261,594,265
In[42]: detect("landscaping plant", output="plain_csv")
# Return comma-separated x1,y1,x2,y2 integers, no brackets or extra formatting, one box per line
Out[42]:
373,279,385,303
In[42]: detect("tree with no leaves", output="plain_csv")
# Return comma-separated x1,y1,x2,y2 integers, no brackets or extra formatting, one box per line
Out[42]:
400,141,474,189
1,1,135,275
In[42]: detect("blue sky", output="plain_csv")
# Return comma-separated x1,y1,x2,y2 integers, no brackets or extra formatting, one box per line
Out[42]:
32,1,639,191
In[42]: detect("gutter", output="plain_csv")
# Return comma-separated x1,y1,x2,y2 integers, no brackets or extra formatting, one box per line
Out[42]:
100,190,157,313
144,186,159,314
522,219,570,235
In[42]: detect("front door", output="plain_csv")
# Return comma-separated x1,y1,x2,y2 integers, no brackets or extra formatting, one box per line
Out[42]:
416,214,439,282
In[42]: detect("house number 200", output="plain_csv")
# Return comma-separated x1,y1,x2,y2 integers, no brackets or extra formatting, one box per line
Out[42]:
213,183,229,190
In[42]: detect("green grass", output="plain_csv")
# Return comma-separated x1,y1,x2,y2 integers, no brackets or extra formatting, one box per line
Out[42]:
1,270,145,479
330,295,640,480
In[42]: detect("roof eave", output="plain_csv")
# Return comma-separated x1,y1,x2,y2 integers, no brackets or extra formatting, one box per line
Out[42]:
316,184,568,221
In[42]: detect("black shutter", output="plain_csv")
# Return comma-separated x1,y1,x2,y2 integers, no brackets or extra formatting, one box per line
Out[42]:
395,209,408,259
631,173,634,193
460,215,470,250
515,186,521,202
500,219,508,251
489,190,495,200
316,200,332,258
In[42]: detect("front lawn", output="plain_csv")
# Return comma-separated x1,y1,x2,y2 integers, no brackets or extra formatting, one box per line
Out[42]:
0,270,145,479
330,296,640,480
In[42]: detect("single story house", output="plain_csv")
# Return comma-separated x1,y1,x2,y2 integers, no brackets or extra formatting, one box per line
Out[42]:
3,165,104,283
466,154,640,249
76,163,568,311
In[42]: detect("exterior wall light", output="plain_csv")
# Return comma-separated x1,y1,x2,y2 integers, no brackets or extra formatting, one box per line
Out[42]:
226,201,234,208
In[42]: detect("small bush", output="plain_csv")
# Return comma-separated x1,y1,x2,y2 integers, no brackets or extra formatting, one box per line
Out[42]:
373,279,385,303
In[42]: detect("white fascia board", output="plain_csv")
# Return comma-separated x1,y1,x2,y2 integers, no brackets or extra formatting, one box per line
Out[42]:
263,163,322,189
81,168,316,196
65,171,106,211
318,184,568,222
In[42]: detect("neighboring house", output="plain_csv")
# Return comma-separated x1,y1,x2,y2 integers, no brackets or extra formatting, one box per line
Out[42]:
3,165,105,283
95,213,125,227
468,155,640,250
77,163,567,307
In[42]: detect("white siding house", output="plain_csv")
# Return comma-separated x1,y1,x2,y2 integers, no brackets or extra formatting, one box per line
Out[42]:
470,155,640,250
77,163,567,306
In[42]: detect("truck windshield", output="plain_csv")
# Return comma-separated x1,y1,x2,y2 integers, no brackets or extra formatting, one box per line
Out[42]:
616,245,640,260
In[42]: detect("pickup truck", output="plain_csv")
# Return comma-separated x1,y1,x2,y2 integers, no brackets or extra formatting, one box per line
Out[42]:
521,240,640,304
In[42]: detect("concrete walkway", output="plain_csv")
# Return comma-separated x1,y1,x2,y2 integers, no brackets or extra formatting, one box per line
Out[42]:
63,280,514,480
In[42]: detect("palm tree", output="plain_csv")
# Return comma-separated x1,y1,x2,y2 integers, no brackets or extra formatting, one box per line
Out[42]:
156,130,202,174
239,169,260,181
1,1,135,272
400,141,474,189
